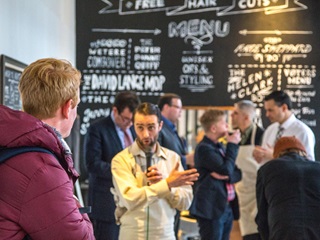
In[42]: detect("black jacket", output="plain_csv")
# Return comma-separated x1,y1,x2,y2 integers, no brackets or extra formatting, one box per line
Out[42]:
256,153,320,240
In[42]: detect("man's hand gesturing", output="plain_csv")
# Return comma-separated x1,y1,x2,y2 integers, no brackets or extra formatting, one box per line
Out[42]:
166,162,199,189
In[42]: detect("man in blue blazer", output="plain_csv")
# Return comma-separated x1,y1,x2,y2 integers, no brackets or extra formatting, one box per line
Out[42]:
84,91,140,240
157,93,188,169
157,93,191,238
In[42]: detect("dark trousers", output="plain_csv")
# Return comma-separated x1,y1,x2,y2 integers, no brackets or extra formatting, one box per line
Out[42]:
92,219,119,240
197,205,233,240
174,211,181,239
243,233,262,240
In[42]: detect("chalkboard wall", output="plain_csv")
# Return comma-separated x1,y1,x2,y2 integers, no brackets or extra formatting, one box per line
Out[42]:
76,0,320,163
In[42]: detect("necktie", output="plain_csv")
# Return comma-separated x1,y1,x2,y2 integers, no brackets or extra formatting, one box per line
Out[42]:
218,143,235,202
123,130,132,148
275,126,284,143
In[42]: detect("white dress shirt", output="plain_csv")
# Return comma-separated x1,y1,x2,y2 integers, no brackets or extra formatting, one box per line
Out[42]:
261,114,315,160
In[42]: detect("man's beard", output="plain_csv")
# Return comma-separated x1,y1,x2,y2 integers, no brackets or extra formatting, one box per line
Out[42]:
136,137,157,152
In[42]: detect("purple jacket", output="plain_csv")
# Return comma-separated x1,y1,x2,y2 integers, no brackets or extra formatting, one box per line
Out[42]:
0,105,94,240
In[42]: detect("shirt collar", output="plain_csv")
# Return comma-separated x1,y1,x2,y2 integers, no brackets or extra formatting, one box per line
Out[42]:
130,141,167,160
279,114,296,130
111,111,125,133
111,112,118,128
204,135,222,147
240,124,253,144
161,116,175,131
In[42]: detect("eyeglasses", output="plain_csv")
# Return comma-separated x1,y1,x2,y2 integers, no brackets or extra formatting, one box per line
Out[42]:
119,113,132,123
170,104,182,110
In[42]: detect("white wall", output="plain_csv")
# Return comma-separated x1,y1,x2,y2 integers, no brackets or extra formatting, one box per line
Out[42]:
0,0,75,65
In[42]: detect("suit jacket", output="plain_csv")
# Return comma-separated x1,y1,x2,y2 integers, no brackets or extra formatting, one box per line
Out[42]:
256,153,320,240
158,119,187,169
84,116,135,221
190,136,242,220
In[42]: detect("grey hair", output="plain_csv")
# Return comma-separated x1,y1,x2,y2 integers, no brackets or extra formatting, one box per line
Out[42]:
235,100,256,121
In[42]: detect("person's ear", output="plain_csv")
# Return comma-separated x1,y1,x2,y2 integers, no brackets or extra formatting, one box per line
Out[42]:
112,106,118,115
210,123,216,133
281,104,288,111
244,114,250,121
158,120,163,131
62,99,72,119
163,103,170,111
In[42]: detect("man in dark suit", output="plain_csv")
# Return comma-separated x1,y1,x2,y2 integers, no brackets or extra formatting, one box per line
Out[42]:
84,91,140,240
190,109,242,240
157,93,189,169
256,136,320,240
157,93,191,238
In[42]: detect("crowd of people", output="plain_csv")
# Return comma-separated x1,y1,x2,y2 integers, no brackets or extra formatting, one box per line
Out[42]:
1,57,319,240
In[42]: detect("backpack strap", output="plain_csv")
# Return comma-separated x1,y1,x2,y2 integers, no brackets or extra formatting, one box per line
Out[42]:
0,146,58,240
0,146,56,164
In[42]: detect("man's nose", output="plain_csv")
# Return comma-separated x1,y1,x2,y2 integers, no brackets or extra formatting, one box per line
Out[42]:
142,129,149,138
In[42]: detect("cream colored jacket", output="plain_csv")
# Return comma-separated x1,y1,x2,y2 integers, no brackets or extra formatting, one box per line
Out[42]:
111,141,193,240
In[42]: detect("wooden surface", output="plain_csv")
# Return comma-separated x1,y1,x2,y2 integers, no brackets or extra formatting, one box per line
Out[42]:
178,219,242,240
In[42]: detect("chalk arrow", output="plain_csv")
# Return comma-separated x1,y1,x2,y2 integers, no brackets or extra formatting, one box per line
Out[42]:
92,28,161,35
239,29,313,36
99,0,117,14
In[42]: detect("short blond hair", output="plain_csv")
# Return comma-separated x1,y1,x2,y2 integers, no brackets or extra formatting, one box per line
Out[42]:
19,58,81,119
200,109,225,133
